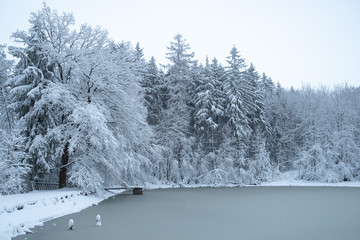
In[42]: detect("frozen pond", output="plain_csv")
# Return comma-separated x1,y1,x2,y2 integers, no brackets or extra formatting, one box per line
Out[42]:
13,187,360,240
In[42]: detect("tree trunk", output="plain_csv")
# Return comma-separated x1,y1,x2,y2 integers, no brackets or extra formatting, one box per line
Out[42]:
59,142,70,188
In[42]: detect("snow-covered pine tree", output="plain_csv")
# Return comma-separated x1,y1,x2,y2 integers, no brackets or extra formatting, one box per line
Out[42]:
134,42,147,79
157,34,195,183
135,42,144,60
0,45,13,130
194,58,224,153
245,63,268,134
142,56,164,126
223,46,251,142
187,60,203,135
164,34,194,137
0,129,30,194
260,72,275,96
244,64,265,159
241,64,274,182
243,132,273,184
114,41,146,81
265,83,299,170
207,58,228,151
0,45,31,195
222,46,259,182
7,15,57,181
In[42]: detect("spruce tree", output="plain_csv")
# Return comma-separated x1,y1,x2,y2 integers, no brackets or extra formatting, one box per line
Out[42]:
159,34,195,182
7,15,57,181
0,45,13,130
194,58,225,153
142,57,163,126
223,46,251,141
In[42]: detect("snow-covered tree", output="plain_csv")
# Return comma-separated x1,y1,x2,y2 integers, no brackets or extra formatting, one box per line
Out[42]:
108,44,156,186
0,46,30,195
6,4,156,193
260,72,275,95
142,57,164,126
243,133,273,184
328,129,360,181
157,34,195,182
7,62,54,181
326,85,360,181
65,104,119,192
223,46,252,141
135,42,144,60
7,5,82,183
270,83,360,181
194,58,224,153
0,45,13,130
235,65,276,184
265,83,300,170
162,34,194,137
0,129,30,194
295,144,329,181
245,63,268,134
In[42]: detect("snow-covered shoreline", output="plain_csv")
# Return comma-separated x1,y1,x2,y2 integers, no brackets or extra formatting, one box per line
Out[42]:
2,181,360,240
260,179,360,187
0,189,124,240
145,180,360,190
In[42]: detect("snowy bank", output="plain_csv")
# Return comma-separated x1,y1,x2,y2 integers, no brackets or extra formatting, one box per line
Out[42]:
0,189,124,240
261,179,360,187
144,180,360,190
260,170,360,187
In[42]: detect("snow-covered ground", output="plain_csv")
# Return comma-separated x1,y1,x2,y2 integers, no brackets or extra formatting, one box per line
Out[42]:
261,180,360,187
2,174,360,240
261,170,360,187
0,189,124,240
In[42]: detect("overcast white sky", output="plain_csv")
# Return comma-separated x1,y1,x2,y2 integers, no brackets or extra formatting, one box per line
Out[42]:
1,0,359,89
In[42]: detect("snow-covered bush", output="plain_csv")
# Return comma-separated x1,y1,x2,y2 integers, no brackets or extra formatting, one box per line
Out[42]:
295,144,339,182
245,141,273,184
328,129,360,181
0,130,30,195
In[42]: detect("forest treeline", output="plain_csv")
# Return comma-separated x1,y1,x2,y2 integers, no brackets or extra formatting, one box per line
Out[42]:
0,5,359,195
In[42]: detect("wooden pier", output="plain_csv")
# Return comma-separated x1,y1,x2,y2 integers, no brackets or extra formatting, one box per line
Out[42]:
104,186,144,195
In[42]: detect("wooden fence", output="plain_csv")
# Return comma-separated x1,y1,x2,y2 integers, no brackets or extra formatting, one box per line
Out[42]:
30,181,59,191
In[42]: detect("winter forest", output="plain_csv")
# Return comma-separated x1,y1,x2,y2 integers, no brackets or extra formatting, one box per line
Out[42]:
1,5,360,195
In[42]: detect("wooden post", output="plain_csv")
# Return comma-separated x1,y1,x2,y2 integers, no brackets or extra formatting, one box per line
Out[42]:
133,187,143,195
